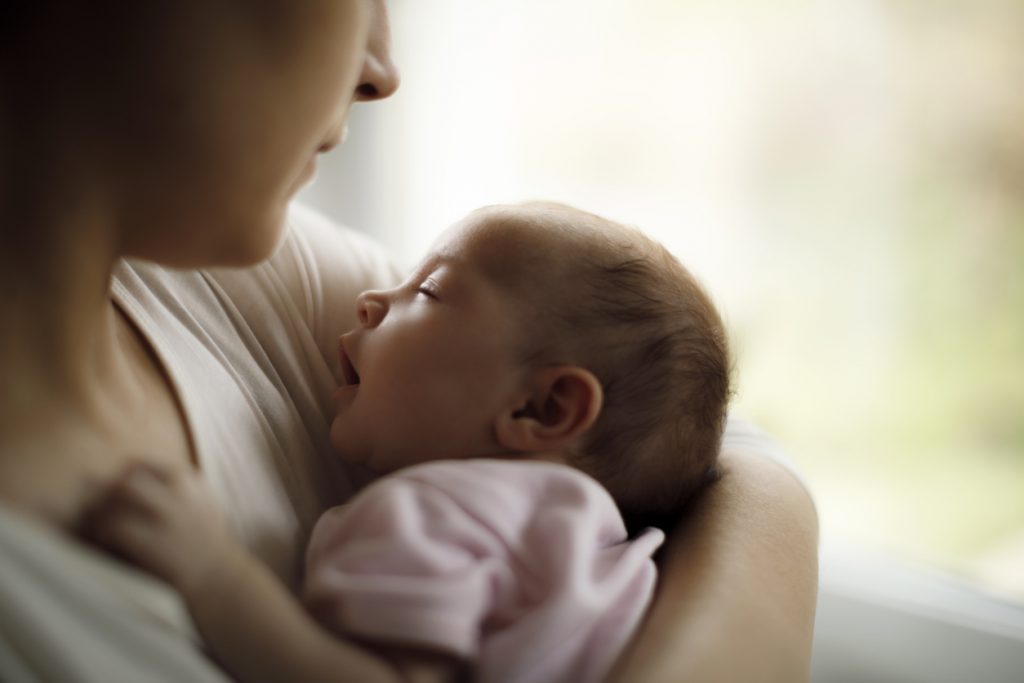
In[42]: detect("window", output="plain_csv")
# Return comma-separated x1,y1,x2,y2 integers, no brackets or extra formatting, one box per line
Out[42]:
301,0,1024,603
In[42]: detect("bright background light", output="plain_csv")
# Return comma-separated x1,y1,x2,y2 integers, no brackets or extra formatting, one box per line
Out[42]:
301,0,1024,601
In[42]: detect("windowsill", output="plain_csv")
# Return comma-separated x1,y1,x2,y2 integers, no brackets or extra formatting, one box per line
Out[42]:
812,544,1024,683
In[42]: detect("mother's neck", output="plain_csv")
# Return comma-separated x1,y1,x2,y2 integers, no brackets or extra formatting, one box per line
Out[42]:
0,170,140,451
0,44,197,525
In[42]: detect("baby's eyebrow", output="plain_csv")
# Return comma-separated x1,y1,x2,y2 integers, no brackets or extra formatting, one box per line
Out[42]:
404,258,448,293
407,255,441,280
410,258,480,298
416,252,472,281
416,252,451,270
427,250,462,268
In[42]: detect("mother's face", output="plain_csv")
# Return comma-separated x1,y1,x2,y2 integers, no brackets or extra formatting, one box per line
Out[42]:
104,0,399,266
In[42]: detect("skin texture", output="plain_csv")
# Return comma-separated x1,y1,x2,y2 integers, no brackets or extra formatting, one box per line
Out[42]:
0,2,817,680
330,210,603,474
330,218,528,472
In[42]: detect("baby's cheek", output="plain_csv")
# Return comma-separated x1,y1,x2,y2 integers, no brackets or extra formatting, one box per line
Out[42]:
327,414,345,452
328,413,358,460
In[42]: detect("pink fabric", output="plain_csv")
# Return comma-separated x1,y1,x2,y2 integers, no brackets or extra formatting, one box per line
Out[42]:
303,459,663,683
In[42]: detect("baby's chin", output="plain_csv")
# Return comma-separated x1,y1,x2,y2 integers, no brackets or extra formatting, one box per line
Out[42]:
327,420,424,476
327,423,369,468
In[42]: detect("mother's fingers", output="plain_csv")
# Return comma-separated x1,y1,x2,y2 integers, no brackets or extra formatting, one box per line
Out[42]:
80,462,179,543
116,463,177,510
83,489,159,556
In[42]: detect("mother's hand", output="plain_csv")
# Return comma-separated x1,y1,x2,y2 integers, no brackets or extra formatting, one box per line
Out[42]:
609,447,819,683
84,465,241,600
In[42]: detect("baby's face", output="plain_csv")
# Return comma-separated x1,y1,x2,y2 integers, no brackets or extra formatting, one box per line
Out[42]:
329,210,554,473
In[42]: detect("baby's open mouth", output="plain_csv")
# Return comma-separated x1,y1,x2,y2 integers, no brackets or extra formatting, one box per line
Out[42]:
338,341,361,386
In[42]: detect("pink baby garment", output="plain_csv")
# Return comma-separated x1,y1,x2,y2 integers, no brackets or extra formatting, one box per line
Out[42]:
303,459,664,683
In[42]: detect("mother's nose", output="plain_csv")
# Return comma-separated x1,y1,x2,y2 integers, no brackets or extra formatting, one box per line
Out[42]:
356,290,388,328
356,0,400,101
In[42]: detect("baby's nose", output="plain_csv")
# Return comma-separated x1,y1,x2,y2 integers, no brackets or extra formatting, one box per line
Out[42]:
356,290,388,328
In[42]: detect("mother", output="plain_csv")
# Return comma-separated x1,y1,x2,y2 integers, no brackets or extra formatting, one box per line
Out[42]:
0,1,818,681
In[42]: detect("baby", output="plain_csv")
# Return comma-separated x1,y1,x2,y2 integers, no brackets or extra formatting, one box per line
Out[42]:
89,202,731,683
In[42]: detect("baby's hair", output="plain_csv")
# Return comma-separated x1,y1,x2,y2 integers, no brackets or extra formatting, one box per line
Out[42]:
483,202,732,531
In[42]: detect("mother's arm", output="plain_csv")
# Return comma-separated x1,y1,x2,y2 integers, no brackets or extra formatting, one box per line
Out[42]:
609,447,819,683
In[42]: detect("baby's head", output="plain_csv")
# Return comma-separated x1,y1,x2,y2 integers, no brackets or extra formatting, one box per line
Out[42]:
468,202,731,525
331,202,731,526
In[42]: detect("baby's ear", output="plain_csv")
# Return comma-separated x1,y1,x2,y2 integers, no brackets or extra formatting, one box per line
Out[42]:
495,366,603,452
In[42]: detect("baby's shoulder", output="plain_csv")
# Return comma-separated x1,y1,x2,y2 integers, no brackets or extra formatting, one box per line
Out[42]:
398,458,602,498
386,459,626,539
